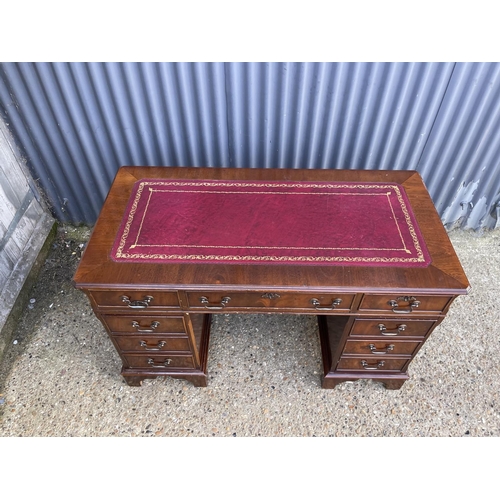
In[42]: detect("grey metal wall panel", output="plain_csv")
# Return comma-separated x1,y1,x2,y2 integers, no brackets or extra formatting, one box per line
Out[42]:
0,61,499,229
0,62,229,222
417,62,500,229
224,62,455,170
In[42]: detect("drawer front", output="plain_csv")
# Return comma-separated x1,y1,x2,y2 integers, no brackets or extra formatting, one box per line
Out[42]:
90,290,180,309
350,319,437,338
336,358,408,372
100,315,186,334
123,354,195,369
186,291,355,312
359,294,452,314
114,335,191,353
343,339,421,356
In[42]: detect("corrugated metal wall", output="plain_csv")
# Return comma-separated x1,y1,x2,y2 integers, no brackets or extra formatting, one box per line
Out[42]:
0,62,499,228
418,62,500,229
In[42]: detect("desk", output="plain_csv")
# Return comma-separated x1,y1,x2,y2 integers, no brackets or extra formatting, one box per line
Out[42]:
73,167,470,389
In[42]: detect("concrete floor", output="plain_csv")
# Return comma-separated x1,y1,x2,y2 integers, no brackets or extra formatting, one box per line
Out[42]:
0,227,499,437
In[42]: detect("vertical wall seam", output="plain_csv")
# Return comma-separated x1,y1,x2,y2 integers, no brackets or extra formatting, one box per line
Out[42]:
223,62,232,166
415,62,457,170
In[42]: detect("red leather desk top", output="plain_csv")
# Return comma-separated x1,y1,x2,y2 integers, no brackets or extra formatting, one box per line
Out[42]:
110,179,431,267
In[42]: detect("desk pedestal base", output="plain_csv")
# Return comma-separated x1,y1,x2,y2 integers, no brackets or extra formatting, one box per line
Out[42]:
122,371,209,387
318,315,410,390
321,372,409,390
121,314,211,387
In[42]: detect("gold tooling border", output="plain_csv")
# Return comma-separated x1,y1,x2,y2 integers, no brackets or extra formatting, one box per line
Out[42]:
113,180,427,264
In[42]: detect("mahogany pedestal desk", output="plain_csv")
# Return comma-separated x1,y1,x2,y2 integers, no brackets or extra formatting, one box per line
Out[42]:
73,166,470,390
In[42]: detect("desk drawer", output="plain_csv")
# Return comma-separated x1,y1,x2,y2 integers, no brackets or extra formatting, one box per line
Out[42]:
336,358,408,372
100,315,187,334
359,294,452,314
123,354,195,369
343,339,421,356
90,290,180,310
350,319,437,338
186,291,355,312
113,335,191,353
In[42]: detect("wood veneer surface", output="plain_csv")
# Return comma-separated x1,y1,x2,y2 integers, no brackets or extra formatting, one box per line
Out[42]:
73,167,470,295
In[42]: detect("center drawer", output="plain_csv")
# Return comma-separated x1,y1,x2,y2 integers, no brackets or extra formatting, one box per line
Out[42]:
186,291,355,312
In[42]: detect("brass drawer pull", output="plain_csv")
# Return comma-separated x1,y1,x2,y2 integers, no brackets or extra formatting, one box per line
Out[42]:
121,295,154,309
311,298,342,310
132,320,160,333
140,340,167,351
199,296,231,309
378,323,407,336
388,296,420,314
147,358,172,367
361,360,385,370
368,343,394,354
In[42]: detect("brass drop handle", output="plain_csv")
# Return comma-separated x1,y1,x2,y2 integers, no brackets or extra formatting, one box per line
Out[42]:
361,360,385,370
368,343,394,354
388,296,420,314
132,320,160,333
147,358,172,367
199,296,231,310
121,295,154,309
140,340,166,351
378,324,407,336
311,298,342,311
